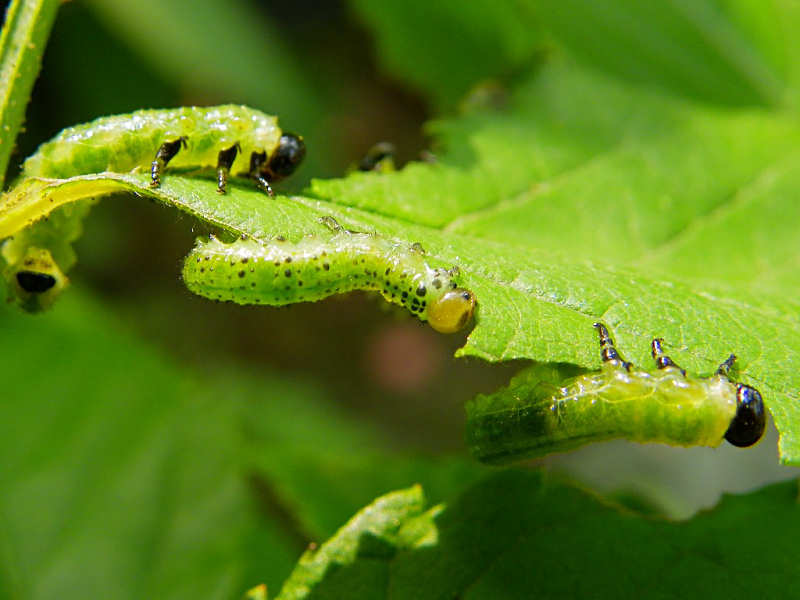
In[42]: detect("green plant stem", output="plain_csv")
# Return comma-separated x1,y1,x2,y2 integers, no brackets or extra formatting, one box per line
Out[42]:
0,0,60,189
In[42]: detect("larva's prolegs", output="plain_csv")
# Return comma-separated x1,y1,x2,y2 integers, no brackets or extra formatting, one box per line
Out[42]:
150,136,187,188
216,142,241,194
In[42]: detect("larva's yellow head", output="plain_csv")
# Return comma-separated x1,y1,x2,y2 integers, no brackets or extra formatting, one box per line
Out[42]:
4,246,68,312
427,288,476,333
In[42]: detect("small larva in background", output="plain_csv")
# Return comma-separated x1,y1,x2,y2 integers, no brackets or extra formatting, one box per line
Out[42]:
182,217,477,334
1,105,306,311
466,323,766,464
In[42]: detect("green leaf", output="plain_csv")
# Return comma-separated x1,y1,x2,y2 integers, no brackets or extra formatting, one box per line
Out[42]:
3,61,800,464
0,289,481,598
348,0,543,109
274,470,800,598
529,0,786,107
274,486,430,600
0,0,61,186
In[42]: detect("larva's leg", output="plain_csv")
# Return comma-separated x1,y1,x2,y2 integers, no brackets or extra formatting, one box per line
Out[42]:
248,150,274,196
650,338,686,376
216,142,242,194
593,322,632,370
150,136,187,188
716,354,737,378
318,215,343,232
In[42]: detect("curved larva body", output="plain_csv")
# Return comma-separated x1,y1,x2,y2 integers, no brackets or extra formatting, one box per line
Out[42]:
467,361,740,465
21,105,281,179
182,233,477,333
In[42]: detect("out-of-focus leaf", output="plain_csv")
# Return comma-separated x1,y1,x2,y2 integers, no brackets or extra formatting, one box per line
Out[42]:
348,0,543,109
275,470,800,599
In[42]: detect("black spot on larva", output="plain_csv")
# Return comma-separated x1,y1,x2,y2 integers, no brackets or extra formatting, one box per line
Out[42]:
251,282,256,287
274,261,281,267
385,267,391,275
230,261,236,266
275,236,286,242
285,269,292,277
238,271,245,278
416,285,426,297
241,257,248,264
323,263,330,270
402,291,408,298
285,257,292,263
196,257,201,263
298,281,303,287
200,268,205,273
204,256,210,261
432,279,442,289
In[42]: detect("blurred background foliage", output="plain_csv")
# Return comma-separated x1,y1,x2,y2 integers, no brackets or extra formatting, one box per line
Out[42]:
1,0,798,597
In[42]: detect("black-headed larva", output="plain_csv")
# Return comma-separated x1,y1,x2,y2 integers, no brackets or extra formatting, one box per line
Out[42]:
467,323,766,464
20,105,305,196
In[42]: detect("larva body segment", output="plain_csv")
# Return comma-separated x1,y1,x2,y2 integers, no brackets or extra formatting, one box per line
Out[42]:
182,231,477,333
21,105,282,180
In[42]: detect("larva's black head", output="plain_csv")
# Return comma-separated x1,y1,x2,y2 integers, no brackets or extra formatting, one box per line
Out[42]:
267,133,306,178
724,385,766,447
16,270,57,293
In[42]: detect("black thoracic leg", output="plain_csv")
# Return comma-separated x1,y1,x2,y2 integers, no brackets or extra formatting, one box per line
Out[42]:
248,150,274,196
216,142,242,194
150,137,188,188
593,322,632,370
650,338,686,376
715,353,737,378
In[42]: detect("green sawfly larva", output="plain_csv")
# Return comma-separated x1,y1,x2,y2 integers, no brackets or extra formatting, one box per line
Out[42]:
19,104,305,196
466,323,766,464
181,217,477,333
1,105,305,312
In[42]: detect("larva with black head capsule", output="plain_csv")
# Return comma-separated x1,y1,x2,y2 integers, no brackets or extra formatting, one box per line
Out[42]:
1,105,305,312
466,323,766,464
20,105,305,195
181,217,477,333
